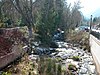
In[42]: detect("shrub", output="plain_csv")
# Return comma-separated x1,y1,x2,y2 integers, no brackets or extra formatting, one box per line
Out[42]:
68,64,77,71
55,58,62,62
46,58,52,74
57,63,62,75
2,72,11,75
72,56,80,61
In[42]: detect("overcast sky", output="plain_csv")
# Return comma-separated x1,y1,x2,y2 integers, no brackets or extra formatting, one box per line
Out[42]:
67,0,100,18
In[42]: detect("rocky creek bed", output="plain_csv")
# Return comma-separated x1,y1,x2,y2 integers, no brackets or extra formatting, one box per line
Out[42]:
28,41,97,75
0,41,97,75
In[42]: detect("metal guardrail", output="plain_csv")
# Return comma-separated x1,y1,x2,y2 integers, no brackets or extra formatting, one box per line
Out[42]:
91,29,100,39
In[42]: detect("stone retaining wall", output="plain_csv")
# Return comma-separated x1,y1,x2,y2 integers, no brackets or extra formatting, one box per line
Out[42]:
0,45,27,69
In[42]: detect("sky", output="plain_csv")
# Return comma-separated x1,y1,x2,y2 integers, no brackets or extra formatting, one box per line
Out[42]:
67,0,100,18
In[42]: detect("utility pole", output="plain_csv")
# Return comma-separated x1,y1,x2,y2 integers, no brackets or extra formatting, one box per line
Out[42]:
89,15,93,46
89,15,93,38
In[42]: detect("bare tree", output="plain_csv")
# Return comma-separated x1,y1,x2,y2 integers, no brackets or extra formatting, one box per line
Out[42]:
70,1,82,29
0,0,8,21
9,0,40,38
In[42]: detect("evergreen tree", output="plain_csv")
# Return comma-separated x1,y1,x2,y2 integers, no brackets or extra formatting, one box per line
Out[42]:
36,0,58,45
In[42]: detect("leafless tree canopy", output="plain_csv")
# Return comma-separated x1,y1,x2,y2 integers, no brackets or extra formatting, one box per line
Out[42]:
0,0,83,38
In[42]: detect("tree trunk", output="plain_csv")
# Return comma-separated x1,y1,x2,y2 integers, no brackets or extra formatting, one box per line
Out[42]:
27,25,33,54
28,25,33,38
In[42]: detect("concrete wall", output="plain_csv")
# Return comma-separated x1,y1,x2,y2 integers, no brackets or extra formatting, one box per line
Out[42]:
90,34,100,75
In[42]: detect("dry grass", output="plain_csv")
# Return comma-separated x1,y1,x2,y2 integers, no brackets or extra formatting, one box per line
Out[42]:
66,31,90,52
3,54,37,75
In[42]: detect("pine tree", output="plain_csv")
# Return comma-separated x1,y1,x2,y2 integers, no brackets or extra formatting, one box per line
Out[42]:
36,0,58,45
